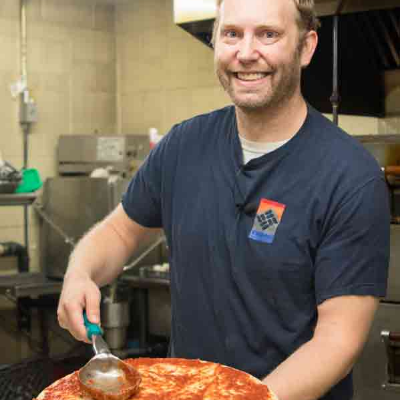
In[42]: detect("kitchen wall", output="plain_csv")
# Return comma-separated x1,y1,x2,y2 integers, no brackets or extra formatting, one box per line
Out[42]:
115,0,230,136
0,0,116,273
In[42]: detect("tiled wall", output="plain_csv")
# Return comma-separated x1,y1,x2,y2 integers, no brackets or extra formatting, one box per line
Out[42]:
0,0,116,273
115,0,231,136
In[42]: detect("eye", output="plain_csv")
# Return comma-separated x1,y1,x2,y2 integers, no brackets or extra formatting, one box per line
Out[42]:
224,30,238,39
260,31,280,43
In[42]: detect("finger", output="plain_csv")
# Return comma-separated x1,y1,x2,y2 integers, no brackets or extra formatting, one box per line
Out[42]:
70,307,91,343
57,304,88,342
57,308,67,329
57,301,69,329
85,289,101,325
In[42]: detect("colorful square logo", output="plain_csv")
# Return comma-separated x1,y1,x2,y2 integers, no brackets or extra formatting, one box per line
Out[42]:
249,199,286,243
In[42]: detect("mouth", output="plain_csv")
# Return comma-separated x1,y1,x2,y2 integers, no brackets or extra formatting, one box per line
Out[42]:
234,72,272,82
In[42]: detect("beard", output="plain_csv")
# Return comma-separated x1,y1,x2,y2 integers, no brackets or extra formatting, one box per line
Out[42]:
215,49,302,111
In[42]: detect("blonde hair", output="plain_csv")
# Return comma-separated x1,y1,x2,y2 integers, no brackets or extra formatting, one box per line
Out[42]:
211,0,320,46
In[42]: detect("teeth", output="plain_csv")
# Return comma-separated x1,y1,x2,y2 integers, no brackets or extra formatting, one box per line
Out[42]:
237,72,267,81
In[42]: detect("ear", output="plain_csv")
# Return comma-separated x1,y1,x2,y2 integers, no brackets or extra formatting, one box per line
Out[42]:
300,30,318,68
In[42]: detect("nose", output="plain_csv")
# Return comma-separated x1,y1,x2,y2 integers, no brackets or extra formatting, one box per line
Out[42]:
236,36,260,62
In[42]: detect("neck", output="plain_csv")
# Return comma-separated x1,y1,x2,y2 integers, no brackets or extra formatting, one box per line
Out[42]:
235,94,308,143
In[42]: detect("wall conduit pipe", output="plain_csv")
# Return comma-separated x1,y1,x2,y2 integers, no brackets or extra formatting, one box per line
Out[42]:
0,242,29,273
20,0,30,249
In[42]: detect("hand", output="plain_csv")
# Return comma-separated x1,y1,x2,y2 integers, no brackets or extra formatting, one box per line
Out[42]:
57,271,101,343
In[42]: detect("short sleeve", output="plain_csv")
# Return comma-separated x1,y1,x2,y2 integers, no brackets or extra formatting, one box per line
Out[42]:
121,131,172,228
315,176,390,304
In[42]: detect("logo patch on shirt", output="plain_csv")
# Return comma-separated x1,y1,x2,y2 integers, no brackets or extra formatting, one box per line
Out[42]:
249,199,286,243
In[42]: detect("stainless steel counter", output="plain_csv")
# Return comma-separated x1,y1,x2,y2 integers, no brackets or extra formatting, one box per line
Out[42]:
0,269,169,300
0,273,62,299
0,193,37,206
120,267,171,345
120,268,170,289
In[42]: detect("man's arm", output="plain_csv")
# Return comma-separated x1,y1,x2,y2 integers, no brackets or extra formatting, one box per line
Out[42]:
263,295,379,400
57,203,159,342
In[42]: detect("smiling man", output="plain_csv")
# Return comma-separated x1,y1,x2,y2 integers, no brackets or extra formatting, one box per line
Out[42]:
214,0,310,112
57,1,390,400
213,0,318,143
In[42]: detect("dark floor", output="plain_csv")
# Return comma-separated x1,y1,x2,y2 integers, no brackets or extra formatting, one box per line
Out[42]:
0,296,87,365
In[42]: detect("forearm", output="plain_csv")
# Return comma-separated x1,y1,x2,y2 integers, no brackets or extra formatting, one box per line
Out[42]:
65,219,134,287
263,296,378,400
263,333,357,400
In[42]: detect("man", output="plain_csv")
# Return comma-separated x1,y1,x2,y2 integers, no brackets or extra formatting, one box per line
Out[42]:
57,0,390,399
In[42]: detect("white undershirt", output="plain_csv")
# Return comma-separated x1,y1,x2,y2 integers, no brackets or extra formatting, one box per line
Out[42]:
239,134,288,164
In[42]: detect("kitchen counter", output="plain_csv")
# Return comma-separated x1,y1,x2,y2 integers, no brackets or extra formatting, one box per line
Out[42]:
120,266,170,288
0,192,37,206
0,272,62,299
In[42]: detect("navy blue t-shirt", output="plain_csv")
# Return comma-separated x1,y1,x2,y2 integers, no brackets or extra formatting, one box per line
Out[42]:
122,105,390,400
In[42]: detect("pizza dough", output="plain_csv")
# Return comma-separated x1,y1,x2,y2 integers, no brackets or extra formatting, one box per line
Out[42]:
36,358,276,400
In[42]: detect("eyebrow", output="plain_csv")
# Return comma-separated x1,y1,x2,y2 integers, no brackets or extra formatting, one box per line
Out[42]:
220,20,282,29
219,23,283,33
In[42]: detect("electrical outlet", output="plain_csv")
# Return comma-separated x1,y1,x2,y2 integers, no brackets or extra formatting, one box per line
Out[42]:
20,101,38,123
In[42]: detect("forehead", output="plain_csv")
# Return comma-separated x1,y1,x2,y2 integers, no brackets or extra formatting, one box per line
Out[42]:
219,0,298,28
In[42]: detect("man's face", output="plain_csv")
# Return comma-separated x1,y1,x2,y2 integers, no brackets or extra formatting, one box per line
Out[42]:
214,0,308,111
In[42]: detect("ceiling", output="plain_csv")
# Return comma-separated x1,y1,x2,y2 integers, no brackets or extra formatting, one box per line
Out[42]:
315,0,400,16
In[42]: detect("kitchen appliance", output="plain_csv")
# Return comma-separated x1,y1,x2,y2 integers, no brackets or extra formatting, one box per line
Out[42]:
39,175,130,279
101,284,131,351
58,134,150,176
352,135,400,399
40,134,162,280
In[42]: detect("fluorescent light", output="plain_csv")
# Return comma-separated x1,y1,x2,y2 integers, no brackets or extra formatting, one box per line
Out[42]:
174,0,217,24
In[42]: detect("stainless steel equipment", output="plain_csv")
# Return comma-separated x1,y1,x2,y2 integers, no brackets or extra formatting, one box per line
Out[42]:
381,331,400,387
353,302,400,399
58,135,150,176
101,284,131,350
39,176,130,279
40,134,161,279
352,136,400,399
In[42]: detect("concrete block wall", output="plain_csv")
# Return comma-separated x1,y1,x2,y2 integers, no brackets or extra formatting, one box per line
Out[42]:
115,0,231,137
0,0,116,273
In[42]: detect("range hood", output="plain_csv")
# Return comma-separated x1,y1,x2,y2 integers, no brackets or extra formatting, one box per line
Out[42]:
174,0,400,117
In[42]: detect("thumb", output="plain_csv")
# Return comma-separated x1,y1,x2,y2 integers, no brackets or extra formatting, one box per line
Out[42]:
85,290,101,325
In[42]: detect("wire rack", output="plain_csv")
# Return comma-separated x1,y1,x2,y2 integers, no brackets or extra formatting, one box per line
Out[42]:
0,357,54,400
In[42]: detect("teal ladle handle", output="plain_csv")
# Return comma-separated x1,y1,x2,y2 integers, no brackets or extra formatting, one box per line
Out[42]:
83,311,103,340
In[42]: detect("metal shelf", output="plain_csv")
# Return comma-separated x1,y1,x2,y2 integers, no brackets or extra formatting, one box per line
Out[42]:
0,192,37,206
0,272,62,299
121,270,170,289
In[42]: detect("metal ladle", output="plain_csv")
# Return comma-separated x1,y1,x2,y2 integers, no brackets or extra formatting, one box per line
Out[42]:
78,312,141,400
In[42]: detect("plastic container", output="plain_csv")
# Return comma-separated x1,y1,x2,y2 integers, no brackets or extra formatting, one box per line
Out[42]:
15,169,42,193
